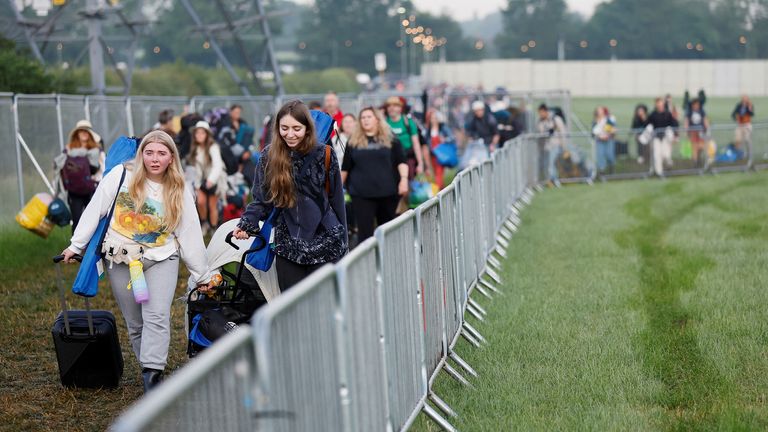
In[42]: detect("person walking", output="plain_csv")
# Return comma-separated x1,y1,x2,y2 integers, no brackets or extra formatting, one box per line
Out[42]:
188,121,227,234
384,96,425,177
55,120,105,231
646,97,679,176
465,100,500,152
233,101,347,291
336,113,356,169
732,95,754,167
341,107,409,242
60,130,213,392
684,98,709,167
592,106,617,176
536,103,567,186
426,108,454,189
631,104,649,165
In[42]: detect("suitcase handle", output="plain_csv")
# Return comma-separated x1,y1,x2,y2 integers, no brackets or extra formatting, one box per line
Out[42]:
53,255,93,337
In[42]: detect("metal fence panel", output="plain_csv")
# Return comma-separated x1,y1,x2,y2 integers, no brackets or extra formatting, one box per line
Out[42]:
416,199,445,382
253,265,345,432
335,238,390,432
0,94,19,216
110,327,258,432
88,96,130,149
15,95,60,202
130,96,189,137
438,184,462,346
374,211,427,431
59,95,88,149
190,96,276,136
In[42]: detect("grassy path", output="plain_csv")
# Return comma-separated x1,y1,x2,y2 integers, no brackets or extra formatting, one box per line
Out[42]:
418,171,768,431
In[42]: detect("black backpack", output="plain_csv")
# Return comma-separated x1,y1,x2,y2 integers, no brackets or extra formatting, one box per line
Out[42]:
218,143,240,176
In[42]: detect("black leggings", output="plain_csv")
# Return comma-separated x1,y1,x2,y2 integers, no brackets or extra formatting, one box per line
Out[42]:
68,193,92,232
275,255,324,292
351,195,400,242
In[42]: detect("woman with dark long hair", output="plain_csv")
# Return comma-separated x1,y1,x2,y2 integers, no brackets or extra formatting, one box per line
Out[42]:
341,107,408,242
233,101,347,291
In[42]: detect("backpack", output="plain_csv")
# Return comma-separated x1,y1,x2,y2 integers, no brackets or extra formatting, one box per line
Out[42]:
218,143,240,176
61,152,97,196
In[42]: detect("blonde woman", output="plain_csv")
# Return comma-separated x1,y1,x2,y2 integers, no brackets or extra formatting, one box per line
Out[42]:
61,130,212,392
187,120,227,232
341,107,408,241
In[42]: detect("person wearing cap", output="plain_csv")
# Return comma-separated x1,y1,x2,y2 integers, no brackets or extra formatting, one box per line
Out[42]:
54,120,105,231
384,96,425,177
465,100,500,151
187,121,227,233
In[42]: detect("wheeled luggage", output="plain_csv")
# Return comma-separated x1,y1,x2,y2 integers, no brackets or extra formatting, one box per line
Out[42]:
51,255,123,388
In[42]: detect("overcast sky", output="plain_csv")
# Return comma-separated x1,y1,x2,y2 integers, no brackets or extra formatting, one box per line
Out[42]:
410,0,603,21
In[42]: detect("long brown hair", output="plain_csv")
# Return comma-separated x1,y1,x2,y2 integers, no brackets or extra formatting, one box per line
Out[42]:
128,130,186,232
67,128,98,150
187,127,214,166
349,107,392,149
265,100,317,208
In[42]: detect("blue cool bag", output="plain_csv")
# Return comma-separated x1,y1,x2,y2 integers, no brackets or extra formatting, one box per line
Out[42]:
433,141,459,168
245,208,279,272
72,136,139,297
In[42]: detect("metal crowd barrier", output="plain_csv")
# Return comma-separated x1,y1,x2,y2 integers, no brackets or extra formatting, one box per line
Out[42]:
111,136,537,432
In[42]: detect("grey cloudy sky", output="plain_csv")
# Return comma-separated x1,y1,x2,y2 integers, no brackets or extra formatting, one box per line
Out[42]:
411,0,603,21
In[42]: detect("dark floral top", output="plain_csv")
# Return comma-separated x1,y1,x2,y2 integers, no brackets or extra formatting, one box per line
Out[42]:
238,144,348,265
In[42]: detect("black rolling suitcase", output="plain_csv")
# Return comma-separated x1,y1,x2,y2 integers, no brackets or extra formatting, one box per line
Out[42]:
51,255,123,388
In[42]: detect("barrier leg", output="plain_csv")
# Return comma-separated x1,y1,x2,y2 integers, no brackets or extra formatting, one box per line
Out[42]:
494,245,508,258
423,403,458,432
479,278,502,295
499,228,513,241
474,284,493,300
463,322,487,344
467,298,487,316
496,237,510,250
484,268,502,285
461,329,481,348
429,392,459,418
449,351,478,378
466,303,485,322
487,256,502,271
442,363,472,388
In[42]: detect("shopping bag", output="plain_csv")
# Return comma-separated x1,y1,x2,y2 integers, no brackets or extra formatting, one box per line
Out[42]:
408,175,437,209
16,192,54,238
433,142,458,167
245,208,278,272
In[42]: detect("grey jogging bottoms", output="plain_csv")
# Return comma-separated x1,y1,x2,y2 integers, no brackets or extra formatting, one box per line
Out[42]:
107,255,179,370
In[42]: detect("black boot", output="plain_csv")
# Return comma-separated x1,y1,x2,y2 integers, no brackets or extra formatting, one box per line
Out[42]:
142,368,163,393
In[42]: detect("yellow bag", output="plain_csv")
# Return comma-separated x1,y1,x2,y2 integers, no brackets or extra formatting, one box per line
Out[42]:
16,193,54,238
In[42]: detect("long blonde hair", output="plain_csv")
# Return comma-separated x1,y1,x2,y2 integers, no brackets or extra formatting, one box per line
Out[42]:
349,107,392,149
128,130,186,231
265,100,317,208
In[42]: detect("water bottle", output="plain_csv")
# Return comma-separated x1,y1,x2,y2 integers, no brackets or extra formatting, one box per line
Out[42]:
128,260,149,304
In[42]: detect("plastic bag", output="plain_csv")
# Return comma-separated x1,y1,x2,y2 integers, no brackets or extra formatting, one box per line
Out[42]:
433,141,459,168
408,175,438,209
16,193,54,238
459,140,489,169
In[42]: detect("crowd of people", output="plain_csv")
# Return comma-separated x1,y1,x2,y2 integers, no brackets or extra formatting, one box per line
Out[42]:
50,87,758,394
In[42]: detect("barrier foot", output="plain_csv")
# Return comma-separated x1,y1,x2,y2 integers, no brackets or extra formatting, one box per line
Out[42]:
468,298,487,316
461,328,482,348
487,255,502,271
494,245,508,258
442,363,471,389
496,236,510,250
499,228,513,241
508,213,522,225
466,303,485,322
521,194,532,206
513,202,525,212
474,284,493,300
484,268,502,285
508,203,520,216
463,322,487,344
450,351,479,378
430,391,460,417
504,220,519,233
479,278,502,295
423,402,458,432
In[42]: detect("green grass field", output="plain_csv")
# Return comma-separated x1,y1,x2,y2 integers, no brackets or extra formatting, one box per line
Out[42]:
415,170,768,431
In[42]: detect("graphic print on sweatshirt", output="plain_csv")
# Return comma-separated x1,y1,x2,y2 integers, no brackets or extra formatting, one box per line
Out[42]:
111,186,170,246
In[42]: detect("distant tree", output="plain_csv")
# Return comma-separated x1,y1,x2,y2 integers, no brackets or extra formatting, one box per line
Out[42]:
416,13,484,62
0,37,57,93
495,0,583,59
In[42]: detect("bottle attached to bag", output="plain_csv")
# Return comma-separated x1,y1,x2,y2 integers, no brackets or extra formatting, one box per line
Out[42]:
128,260,149,303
